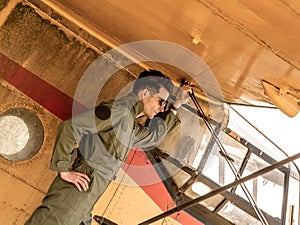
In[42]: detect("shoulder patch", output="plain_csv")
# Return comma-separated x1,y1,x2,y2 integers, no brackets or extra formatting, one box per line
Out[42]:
95,105,111,120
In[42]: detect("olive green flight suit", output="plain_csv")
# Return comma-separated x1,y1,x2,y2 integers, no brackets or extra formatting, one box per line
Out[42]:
25,93,180,225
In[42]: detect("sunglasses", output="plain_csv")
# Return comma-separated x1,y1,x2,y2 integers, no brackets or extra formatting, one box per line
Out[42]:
154,95,167,107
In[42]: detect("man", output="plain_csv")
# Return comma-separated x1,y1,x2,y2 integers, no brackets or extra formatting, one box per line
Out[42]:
25,69,189,225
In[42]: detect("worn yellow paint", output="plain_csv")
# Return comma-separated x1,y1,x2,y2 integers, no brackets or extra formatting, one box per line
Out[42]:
93,171,182,225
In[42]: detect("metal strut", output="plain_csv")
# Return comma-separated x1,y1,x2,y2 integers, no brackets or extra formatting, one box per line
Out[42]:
138,152,300,225
187,89,269,224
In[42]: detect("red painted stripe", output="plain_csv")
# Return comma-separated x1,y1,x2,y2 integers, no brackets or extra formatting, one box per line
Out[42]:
0,53,203,225
123,149,204,225
0,53,86,120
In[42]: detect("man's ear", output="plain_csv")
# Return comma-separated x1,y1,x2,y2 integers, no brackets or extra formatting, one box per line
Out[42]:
138,88,149,100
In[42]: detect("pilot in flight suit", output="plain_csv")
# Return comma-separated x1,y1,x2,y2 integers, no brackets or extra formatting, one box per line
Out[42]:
25,70,184,225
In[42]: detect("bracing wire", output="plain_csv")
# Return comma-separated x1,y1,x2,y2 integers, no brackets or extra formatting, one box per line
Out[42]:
188,88,269,225
229,104,300,225
229,104,300,176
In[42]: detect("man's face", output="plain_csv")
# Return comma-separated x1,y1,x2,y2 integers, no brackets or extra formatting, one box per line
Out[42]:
141,86,169,119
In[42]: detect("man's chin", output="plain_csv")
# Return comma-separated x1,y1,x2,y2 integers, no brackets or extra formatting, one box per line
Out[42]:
145,112,156,119
148,114,155,119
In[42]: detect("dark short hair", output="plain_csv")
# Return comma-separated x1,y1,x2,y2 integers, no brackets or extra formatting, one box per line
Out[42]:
133,69,174,95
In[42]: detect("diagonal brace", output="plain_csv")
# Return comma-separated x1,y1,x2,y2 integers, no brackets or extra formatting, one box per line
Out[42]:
139,152,300,225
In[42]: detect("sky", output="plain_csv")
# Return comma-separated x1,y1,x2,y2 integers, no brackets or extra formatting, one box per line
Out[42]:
229,104,300,166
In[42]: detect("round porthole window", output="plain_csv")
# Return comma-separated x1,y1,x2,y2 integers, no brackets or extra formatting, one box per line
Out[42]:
0,108,44,162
